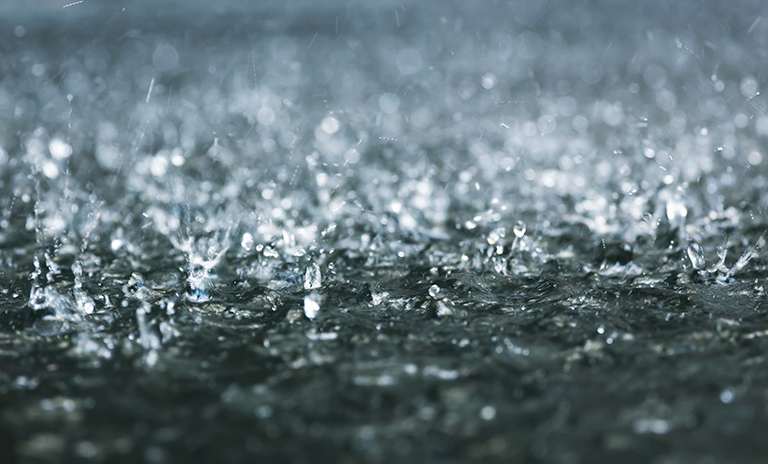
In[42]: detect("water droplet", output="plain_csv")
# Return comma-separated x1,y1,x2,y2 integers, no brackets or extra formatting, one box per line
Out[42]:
428,284,441,298
241,232,254,251
633,418,670,435
487,227,505,245
152,43,179,72
42,161,59,179
666,200,687,222
740,76,759,98
687,242,705,270
320,116,340,135
513,221,527,238
378,93,400,114
150,155,168,177
371,292,389,306
136,303,160,351
304,293,320,320
480,405,497,420
396,48,422,75
481,73,497,90
436,300,454,317
304,263,322,290
49,139,72,160
423,365,459,380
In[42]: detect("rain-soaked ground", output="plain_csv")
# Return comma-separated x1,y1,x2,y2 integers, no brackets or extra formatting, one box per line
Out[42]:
1,0,768,462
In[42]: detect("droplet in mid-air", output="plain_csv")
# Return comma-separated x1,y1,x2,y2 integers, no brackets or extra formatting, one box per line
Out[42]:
304,294,320,320
513,221,527,238
687,242,705,270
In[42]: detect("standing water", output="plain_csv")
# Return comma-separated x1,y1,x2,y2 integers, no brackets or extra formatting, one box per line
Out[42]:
1,1,768,462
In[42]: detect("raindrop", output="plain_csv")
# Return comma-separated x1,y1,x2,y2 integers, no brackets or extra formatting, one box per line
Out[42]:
378,93,400,114
152,44,179,72
396,48,422,75
320,116,340,135
480,406,497,420
513,221,527,238
304,294,320,320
